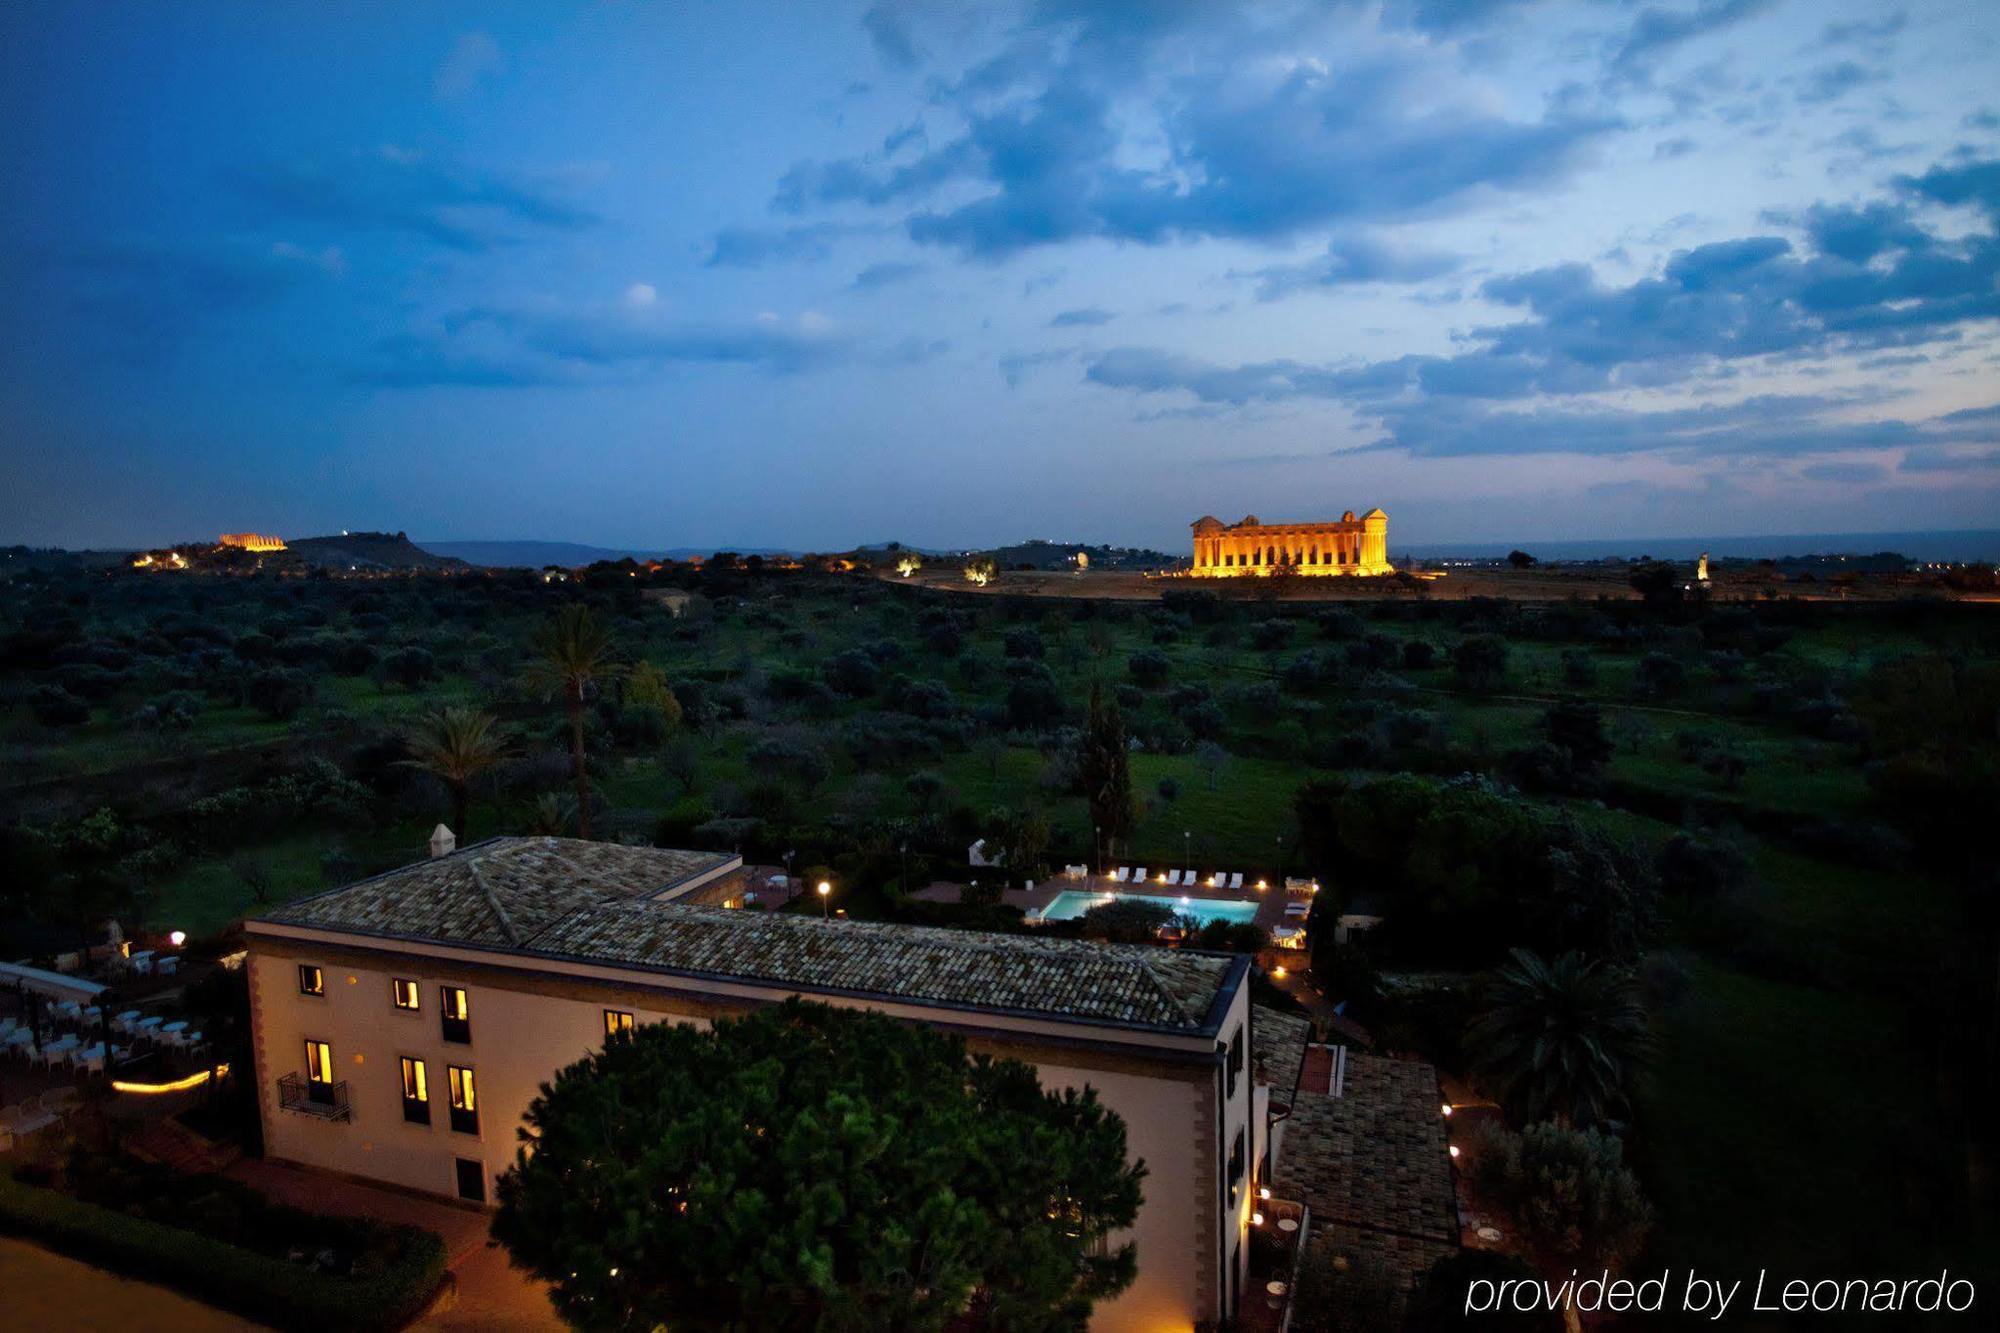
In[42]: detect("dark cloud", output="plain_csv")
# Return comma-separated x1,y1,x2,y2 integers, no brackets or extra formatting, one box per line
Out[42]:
851,260,927,289
1609,0,1780,84
1244,233,1461,301
1899,447,2000,474
1796,60,1880,106
1050,306,1113,327
359,304,850,388
233,149,595,251
765,10,1617,260
1083,155,2000,463
862,3,921,69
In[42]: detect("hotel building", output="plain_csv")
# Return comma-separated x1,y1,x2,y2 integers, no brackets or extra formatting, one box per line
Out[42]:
245,837,1307,1330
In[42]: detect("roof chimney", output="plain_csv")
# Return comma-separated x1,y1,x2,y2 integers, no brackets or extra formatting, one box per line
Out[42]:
429,824,457,858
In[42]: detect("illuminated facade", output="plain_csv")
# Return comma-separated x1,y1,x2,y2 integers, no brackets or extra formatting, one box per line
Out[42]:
246,837,1285,1330
219,532,287,552
1190,510,1390,577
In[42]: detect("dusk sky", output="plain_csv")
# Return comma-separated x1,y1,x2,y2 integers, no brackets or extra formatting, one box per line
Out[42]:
3,0,1998,553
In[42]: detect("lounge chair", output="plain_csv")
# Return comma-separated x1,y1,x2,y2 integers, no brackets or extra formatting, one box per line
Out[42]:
1133,869,1148,884
1228,872,1244,889
1111,867,1128,883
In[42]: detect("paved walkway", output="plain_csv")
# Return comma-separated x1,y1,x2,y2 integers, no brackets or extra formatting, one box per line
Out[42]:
226,1159,563,1330
0,1237,263,1331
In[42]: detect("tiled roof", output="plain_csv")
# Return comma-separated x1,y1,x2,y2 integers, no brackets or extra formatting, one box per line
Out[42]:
1277,1052,1457,1245
265,838,734,947
259,838,1239,1035
1252,1006,1311,1090
1278,1052,1459,1328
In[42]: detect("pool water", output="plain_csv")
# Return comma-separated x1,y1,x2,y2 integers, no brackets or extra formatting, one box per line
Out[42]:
1034,890,1261,926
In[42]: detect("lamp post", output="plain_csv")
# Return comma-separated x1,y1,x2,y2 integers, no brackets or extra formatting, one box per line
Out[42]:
1183,829,1191,877
1093,824,1101,880
817,880,831,919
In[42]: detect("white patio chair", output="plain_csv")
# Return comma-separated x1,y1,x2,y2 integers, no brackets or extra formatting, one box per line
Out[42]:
1112,867,1129,883
1228,872,1244,889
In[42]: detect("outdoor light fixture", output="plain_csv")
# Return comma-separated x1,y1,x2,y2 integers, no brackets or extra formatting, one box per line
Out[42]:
1449,1145,1461,1159
1441,1103,1453,1117
1251,1211,1265,1226
1258,1186,1271,1200
1272,966,1287,979
168,930,186,948
817,880,832,919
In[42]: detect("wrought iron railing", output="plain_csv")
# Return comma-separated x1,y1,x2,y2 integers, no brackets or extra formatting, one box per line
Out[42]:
277,1071,351,1121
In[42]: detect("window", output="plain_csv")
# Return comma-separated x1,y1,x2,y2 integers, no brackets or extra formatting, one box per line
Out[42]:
440,986,470,1043
455,1157,486,1203
604,1009,635,1037
1228,1128,1247,1204
303,1039,334,1104
400,1057,430,1125
1226,1028,1244,1099
448,1065,478,1135
391,978,420,1011
298,964,324,996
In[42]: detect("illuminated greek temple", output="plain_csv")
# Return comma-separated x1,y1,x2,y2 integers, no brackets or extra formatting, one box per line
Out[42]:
1189,510,1391,577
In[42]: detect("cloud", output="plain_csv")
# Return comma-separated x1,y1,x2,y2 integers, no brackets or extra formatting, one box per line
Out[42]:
998,347,1072,387
863,3,922,69
1243,233,1460,300
1609,0,1780,84
357,300,852,388
32,238,342,362
435,32,504,102
1796,60,1880,106
1899,447,2000,474
852,260,927,289
624,283,657,308
760,8,1618,260
705,222,874,268
1654,136,1698,159
234,148,595,251
1050,306,1113,327
1799,460,1888,484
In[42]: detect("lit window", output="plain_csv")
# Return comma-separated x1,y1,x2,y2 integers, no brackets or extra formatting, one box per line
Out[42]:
448,1065,479,1135
440,986,470,1043
604,1009,635,1037
392,978,420,1011
298,964,324,996
400,1057,430,1125
304,1039,333,1088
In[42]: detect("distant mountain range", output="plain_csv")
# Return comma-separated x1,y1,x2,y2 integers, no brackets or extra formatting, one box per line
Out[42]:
417,540,797,568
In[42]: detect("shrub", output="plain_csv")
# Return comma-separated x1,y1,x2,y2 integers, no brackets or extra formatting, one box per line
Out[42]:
1467,1121,1652,1274
245,667,314,720
1453,634,1509,692
1127,649,1170,686
29,685,89,727
380,645,436,690
1078,898,1175,943
0,1173,446,1332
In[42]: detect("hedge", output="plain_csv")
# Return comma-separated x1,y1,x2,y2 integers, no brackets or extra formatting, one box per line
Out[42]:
0,1174,448,1331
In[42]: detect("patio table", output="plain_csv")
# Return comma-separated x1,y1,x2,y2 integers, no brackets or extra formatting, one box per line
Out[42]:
156,956,180,975
133,1016,163,1033
112,1010,141,1030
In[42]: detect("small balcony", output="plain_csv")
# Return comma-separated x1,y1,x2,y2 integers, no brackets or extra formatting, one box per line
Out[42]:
277,1072,351,1122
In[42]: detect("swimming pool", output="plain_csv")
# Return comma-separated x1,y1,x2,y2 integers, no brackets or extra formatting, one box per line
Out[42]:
1033,890,1262,926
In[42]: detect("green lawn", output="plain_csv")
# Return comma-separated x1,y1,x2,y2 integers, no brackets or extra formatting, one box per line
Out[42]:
1639,958,1957,1279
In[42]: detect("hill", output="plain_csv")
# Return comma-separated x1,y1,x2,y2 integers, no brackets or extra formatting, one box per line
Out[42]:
282,532,469,570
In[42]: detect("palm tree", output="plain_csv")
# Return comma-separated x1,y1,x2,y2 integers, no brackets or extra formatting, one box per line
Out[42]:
524,606,624,840
1466,947,1651,1128
402,706,509,843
